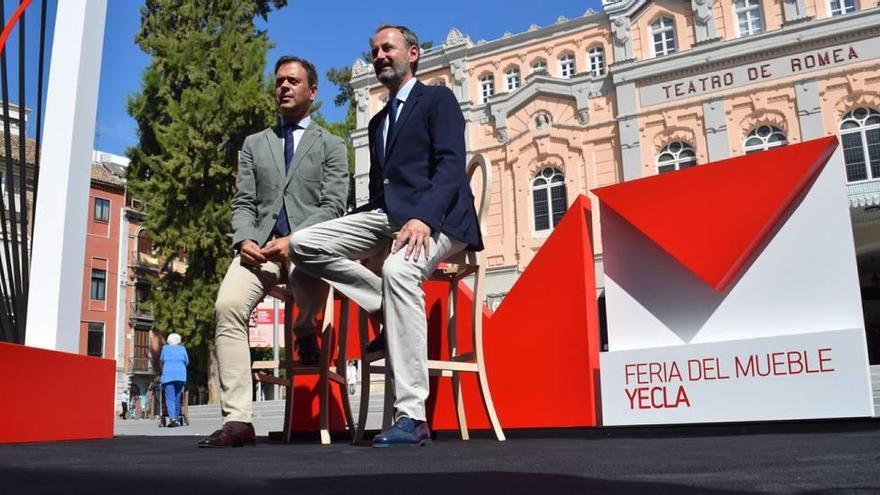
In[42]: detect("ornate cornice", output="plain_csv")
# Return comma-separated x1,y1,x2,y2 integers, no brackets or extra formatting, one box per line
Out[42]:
612,7,880,85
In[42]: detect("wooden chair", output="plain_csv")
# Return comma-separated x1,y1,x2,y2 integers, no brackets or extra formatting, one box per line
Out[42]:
351,159,506,443
252,285,354,444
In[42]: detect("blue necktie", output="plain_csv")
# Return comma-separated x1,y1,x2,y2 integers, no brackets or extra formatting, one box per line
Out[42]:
385,98,400,157
284,124,295,172
274,124,296,236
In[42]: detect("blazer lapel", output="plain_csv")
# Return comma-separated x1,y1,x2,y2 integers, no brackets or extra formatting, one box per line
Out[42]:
289,123,320,178
385,82,423,159
372,108,387,168
265,125,285,178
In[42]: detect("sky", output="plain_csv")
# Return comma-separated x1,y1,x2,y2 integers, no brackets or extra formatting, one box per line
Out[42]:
93,0,604,156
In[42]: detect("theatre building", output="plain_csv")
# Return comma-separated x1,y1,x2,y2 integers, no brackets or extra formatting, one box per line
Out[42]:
350,0,880,357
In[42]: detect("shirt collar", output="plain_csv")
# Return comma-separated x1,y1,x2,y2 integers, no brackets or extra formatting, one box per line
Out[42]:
282,115,311,130
392,78,417,105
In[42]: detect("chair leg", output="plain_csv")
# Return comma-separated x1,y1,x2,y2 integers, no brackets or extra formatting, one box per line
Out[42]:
318,290,335,445
451,372,469,440
469,274,505,442
448,284,469,440
283,294,296,444
382,368,394,429
337,299,355,442
354,309,372,445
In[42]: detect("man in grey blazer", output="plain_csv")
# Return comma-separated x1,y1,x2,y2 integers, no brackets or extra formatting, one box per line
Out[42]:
199,55,349,448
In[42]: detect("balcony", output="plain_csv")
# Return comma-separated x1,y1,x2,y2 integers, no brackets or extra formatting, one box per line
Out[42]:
129,356,154,375
129,300,154,328
130,250,161,271
848,178,880,224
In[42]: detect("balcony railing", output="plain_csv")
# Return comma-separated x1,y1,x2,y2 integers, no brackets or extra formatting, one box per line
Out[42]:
848,177,880,208
129,356,154,374
130,250,161,270
129,301,154,327
847,177,880,224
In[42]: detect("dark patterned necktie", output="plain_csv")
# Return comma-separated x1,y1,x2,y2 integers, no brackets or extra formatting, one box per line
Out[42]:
385,98,400,157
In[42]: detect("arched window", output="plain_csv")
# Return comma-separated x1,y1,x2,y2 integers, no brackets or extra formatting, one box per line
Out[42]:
532,167,567,233
651,17,676,57
735,0,764,36
505,67,521,92
588,46,605,77
530,58,548,75
559,53,575,78
829,0,856,16
743,125,787,154
479,74,495,104
839,107,880,182
656,142,697,174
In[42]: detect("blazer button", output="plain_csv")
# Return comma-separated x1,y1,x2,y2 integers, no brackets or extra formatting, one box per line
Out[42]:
272,213,278,219
383,178,390,185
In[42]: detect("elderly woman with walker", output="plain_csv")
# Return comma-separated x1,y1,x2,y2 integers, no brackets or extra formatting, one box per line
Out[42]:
160,333,189,427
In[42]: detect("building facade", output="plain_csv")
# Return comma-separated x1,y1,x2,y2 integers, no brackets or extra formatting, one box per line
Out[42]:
350,0,880,344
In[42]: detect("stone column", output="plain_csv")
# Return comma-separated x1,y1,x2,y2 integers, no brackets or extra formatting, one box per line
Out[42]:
616,82,641,181
703,98,730,161
795,78,824,140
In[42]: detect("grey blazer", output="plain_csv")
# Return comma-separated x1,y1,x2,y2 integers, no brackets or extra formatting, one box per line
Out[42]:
231,121,349,248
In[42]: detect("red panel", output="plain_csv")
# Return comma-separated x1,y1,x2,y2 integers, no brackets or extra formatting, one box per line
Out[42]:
0,342,115,443
592,137,838,291
426,194,602,430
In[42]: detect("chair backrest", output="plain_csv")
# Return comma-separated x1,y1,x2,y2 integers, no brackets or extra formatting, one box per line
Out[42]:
467,158,492,235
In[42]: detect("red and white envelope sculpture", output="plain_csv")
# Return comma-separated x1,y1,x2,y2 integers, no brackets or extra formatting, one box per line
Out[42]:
593,137,874,425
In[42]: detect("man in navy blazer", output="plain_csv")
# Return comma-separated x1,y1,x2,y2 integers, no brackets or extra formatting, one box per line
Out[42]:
290,24,482,447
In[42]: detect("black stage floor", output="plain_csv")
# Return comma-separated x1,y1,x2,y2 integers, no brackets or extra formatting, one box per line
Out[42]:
3,420,880,494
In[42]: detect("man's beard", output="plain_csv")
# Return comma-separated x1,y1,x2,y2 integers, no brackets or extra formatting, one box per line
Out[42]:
375,60,408,86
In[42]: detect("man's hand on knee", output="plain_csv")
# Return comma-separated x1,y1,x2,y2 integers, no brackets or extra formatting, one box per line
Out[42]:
392,219,431,262
239,240,267,267
261,235,291,264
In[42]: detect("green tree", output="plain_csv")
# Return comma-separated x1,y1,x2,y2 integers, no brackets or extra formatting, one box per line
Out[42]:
125,0,287,399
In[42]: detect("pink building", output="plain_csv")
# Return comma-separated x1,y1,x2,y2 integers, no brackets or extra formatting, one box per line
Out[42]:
350,1,880,348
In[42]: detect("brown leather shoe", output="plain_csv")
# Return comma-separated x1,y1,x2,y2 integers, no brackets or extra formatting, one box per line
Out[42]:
197,421,256,448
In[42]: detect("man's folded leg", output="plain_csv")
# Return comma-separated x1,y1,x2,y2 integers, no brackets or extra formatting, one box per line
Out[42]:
289,212,393,315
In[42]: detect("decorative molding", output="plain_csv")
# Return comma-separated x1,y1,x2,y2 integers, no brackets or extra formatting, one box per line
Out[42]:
691,0,718,43
612,8,880,85
610,16,634,63
444,27,470,48
352,58,371,78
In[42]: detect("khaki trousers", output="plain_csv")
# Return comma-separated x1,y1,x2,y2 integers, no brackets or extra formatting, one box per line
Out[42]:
214,256,328,424
289,212,465,421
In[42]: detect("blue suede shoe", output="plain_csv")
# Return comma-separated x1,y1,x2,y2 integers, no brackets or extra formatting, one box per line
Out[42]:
372,417,431,448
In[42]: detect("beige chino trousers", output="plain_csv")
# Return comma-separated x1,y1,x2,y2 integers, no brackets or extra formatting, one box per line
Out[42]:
290,211,465,421
214,256,328,424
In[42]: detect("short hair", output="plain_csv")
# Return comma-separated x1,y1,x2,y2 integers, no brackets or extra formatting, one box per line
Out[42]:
371,24,420,74
167,333,182,346
273,55,318,88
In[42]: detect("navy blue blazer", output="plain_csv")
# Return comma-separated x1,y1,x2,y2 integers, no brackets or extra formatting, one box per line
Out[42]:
356,80,483,251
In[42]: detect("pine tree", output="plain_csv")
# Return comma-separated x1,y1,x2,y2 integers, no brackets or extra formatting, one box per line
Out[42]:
126,0,286,399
